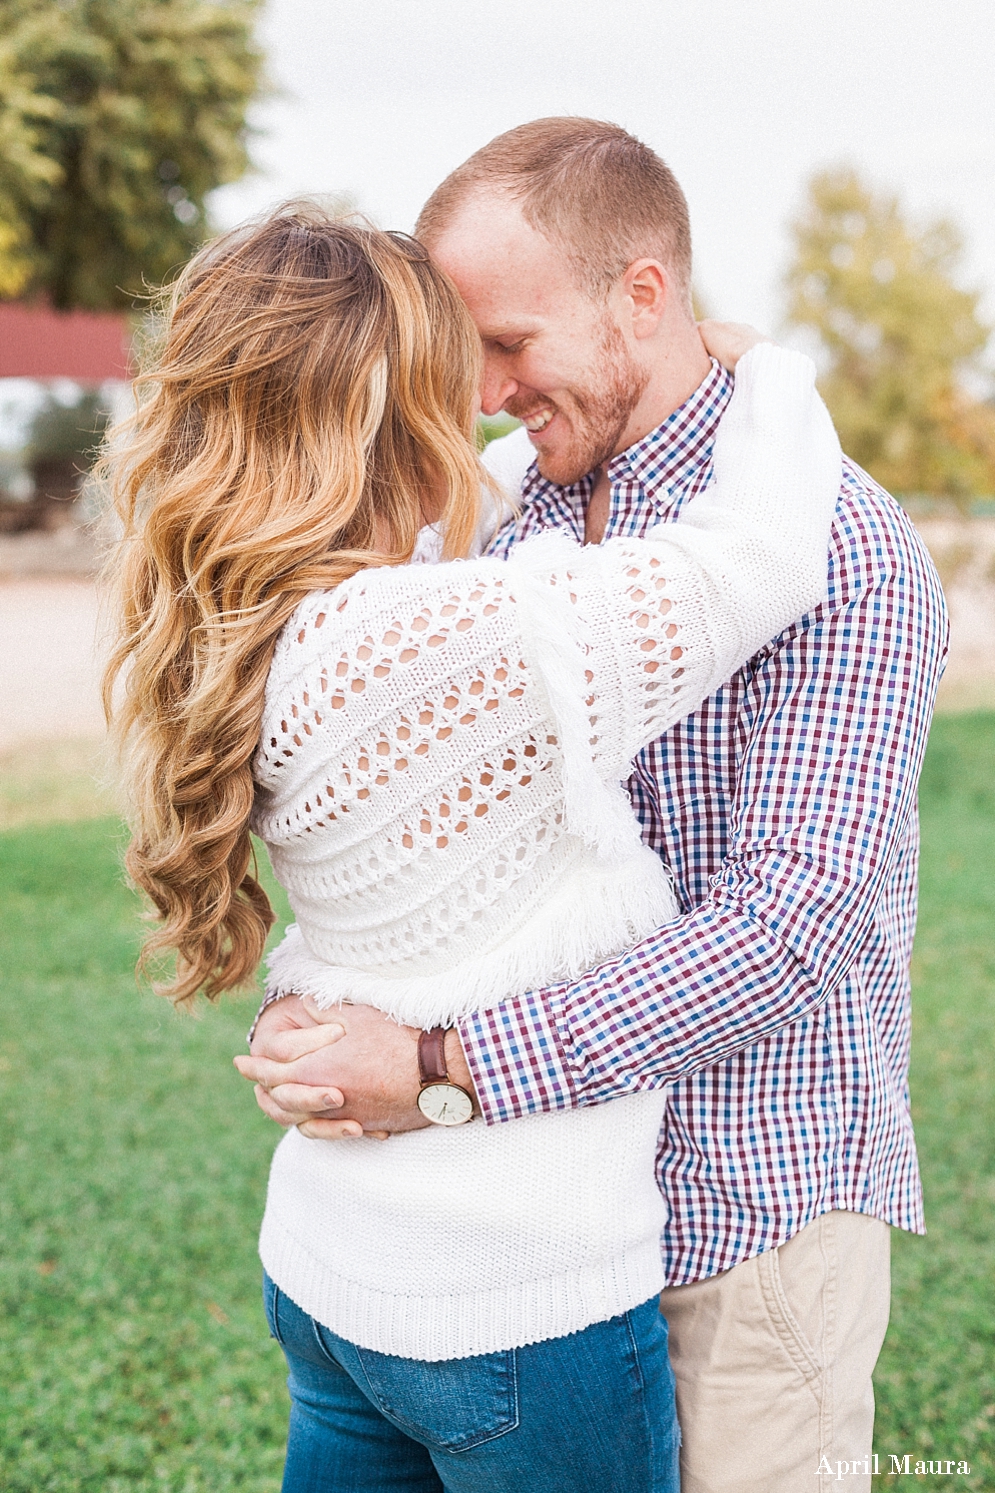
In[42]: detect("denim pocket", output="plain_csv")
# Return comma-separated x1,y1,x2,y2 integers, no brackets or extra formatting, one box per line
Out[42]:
350,1343,519,1452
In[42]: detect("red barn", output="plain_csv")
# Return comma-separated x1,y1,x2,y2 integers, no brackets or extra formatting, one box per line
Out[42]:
0,302,132,380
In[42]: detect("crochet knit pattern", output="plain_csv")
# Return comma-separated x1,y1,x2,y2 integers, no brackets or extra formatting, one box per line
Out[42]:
252,345,843,1359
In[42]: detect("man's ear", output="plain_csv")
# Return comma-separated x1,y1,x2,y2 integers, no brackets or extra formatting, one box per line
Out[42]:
620,259,668,339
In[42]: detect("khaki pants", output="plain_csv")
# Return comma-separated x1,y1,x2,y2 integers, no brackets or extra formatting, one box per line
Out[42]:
659,1210,891,1493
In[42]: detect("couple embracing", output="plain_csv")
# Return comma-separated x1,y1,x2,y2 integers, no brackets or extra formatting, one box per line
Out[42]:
106,118,946,1493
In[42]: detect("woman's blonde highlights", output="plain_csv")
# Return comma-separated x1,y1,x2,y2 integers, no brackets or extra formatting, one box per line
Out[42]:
103,203,487,1006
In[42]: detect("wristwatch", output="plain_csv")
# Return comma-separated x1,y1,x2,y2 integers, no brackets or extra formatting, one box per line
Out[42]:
416,1027,475,1126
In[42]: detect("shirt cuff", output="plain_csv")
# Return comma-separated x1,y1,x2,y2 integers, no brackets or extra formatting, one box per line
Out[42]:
458,985,577,1124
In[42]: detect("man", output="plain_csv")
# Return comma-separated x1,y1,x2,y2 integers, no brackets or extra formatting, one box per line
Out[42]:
238,119,947,1492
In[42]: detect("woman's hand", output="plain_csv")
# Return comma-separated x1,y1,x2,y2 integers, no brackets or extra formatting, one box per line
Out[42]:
698,319,771,371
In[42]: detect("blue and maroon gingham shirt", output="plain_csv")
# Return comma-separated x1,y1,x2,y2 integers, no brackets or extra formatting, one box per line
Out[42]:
458,359,949,1287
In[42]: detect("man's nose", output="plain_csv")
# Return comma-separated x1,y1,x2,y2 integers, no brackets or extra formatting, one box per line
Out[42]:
480,360,518,417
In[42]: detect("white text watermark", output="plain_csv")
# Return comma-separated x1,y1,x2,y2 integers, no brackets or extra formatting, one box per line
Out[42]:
816,1454,972,1478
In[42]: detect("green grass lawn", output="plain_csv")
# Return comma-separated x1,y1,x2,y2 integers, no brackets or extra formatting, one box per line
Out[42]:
871,714,995,1488
0,716,993,1490
0,820,294,1491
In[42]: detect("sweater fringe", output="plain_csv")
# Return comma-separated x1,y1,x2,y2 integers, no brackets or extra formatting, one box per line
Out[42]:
265,845,678,1029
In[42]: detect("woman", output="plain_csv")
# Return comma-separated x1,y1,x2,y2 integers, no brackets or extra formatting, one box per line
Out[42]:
104,202,840,1493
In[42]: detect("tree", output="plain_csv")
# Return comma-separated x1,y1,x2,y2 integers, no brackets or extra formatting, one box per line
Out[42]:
0,25,60,297
785,168,995,499
0,0,262,310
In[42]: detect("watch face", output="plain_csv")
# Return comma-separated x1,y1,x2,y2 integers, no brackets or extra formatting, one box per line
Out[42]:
417,1083,474,1127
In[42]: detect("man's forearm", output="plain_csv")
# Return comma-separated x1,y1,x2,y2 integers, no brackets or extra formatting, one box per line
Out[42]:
459,895,827,1123
243,992,479,1134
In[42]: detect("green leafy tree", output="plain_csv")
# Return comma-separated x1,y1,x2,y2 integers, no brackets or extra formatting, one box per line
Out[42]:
0,0,263,309
785,167,995,499
0,26,60,296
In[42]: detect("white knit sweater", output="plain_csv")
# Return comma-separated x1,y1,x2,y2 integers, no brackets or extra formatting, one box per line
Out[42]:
251,345,841,1361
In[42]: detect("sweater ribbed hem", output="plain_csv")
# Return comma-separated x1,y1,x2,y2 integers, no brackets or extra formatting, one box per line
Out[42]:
259,1214,665,1362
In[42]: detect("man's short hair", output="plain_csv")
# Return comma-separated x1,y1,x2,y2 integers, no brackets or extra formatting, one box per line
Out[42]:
416,117,693,306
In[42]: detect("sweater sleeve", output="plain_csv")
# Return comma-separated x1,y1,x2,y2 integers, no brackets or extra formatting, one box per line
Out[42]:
508,343,841,781
255,346,839,836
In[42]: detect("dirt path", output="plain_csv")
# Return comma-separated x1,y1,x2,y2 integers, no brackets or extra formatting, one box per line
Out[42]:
0,579,107,752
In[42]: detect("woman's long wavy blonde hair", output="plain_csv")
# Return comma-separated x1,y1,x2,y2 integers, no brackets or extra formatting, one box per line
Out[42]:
103,202,487,1007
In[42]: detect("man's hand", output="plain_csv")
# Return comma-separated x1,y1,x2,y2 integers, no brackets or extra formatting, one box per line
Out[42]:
235,1013,368,1137
234,996,478,1138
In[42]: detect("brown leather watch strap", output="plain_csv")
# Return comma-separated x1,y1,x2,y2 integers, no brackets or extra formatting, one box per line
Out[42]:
417,1026,449,1086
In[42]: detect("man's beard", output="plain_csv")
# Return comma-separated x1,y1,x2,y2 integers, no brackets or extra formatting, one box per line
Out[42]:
508,317,649,487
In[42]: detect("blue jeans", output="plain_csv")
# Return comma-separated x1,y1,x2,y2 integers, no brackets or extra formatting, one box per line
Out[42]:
263,1273,680,1493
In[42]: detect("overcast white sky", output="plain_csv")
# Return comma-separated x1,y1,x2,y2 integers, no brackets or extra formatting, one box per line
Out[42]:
210,0,995,348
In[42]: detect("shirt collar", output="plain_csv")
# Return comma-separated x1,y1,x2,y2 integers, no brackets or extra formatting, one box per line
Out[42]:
519,357,734,525
608,357,733,517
